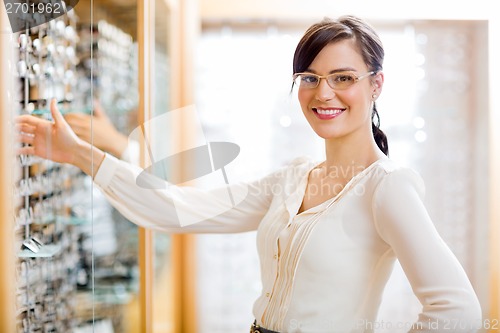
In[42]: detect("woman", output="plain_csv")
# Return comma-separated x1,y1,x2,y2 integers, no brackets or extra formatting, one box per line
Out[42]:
17,15,482,333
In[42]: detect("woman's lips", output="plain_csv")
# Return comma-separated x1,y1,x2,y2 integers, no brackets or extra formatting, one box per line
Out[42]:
312,107,345,120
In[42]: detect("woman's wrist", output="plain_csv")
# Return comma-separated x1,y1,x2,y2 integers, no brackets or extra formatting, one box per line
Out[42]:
73,139,106,178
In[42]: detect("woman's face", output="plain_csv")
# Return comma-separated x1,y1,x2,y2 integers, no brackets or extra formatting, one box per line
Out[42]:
297,39,383,141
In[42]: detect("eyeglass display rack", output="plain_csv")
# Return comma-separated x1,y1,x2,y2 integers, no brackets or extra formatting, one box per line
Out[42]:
13,4,139,332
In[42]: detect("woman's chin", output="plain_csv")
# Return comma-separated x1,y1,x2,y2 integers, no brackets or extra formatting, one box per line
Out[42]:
310,128,344,140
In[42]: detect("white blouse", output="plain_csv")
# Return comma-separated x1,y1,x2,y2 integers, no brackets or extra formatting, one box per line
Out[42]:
93,154,482,333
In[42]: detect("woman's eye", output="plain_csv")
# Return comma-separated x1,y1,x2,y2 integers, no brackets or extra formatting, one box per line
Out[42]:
334,74,355,83
302,75,319,84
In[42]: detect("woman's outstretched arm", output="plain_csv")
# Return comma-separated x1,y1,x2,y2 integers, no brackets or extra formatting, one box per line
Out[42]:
16,98,291,233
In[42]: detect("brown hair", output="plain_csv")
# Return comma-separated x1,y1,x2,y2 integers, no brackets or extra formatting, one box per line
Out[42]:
293,15,389,155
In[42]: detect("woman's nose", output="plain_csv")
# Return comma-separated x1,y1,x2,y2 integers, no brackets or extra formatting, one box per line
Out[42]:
315,78,335,101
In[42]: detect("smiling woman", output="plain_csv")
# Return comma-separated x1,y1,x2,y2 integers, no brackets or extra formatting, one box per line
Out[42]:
293,17,387,157
15,14,483,333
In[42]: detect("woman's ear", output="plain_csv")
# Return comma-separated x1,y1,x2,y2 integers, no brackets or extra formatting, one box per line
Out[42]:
372,71,384,97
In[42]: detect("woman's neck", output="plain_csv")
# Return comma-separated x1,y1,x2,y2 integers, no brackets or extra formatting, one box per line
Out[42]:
322,135,385,181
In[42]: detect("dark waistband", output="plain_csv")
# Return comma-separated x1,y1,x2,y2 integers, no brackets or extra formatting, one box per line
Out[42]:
251,320,280,333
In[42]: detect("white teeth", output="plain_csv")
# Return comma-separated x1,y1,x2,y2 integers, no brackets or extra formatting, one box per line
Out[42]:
315,109,343,115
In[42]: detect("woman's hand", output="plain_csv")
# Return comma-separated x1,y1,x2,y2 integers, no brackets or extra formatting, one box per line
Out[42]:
16,99,106,176
64,101,129,158
16,99,82,164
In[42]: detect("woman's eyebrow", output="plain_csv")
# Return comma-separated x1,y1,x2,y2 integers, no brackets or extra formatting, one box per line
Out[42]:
305,67,357,74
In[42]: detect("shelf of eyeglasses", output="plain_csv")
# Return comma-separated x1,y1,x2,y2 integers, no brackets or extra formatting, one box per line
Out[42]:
16,276,78,296
76,41,134,61
16,317,75,333
16,260,80,293
15,196,63,225
17,83,67,103
15,175,60,198
16,64,78,87
15,287,77,311
18,155,47,168
17,36,79,65
16,301,77,326
16,285,48,307
76,61,134,83
15,275,77,302
18,243,62,258
17,43,77,63
16,225,79,253
15,196,93,228
16,305,77,333
77,20,133,48
74,289,133,322
17,20,79,50
18,157,83,182
21,222,79,246
20,159,58,175
15,294,77,314
15,167,86,197
15,276,79,303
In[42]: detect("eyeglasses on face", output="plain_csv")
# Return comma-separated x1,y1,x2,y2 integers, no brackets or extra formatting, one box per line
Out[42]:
292,71,375,90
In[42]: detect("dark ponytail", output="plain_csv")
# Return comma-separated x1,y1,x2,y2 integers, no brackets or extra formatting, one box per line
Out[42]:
371,104,388,155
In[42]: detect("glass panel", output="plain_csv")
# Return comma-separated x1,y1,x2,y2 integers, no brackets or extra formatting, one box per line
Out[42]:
73,2,141,332
152,0,173,331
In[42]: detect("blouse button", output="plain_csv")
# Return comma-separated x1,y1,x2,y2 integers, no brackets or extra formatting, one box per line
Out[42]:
266,292,270,297
273,254,278,259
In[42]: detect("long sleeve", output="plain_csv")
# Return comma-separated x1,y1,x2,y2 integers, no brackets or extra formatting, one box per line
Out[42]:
119,139,140,166
93,153,282,233
372,168,482,332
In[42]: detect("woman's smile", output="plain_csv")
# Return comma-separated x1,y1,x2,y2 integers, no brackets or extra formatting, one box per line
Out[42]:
312,107,346,120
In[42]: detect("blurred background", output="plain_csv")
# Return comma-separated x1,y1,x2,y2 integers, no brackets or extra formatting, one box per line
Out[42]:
1,0,499,332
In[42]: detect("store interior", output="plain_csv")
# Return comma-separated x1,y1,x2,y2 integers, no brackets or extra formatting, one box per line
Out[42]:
1,0,499,332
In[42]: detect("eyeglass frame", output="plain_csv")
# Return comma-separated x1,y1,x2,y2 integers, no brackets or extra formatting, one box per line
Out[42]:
292,70,376,90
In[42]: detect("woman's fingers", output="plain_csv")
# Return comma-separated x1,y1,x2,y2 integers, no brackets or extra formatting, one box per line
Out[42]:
15,123,36,135
50,99,66,125
17,132,35,145
16,114,46,127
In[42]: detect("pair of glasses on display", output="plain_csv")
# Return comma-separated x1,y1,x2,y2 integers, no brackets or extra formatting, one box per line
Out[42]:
292,71,375,90
18,309,68,333
35,193,60,216
97,20,133,46
22,237,44,253
17,59,75,83
16,174,57,198
19,154,47,167
16,206,34,226
20,33,78,60
17,196,59,226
